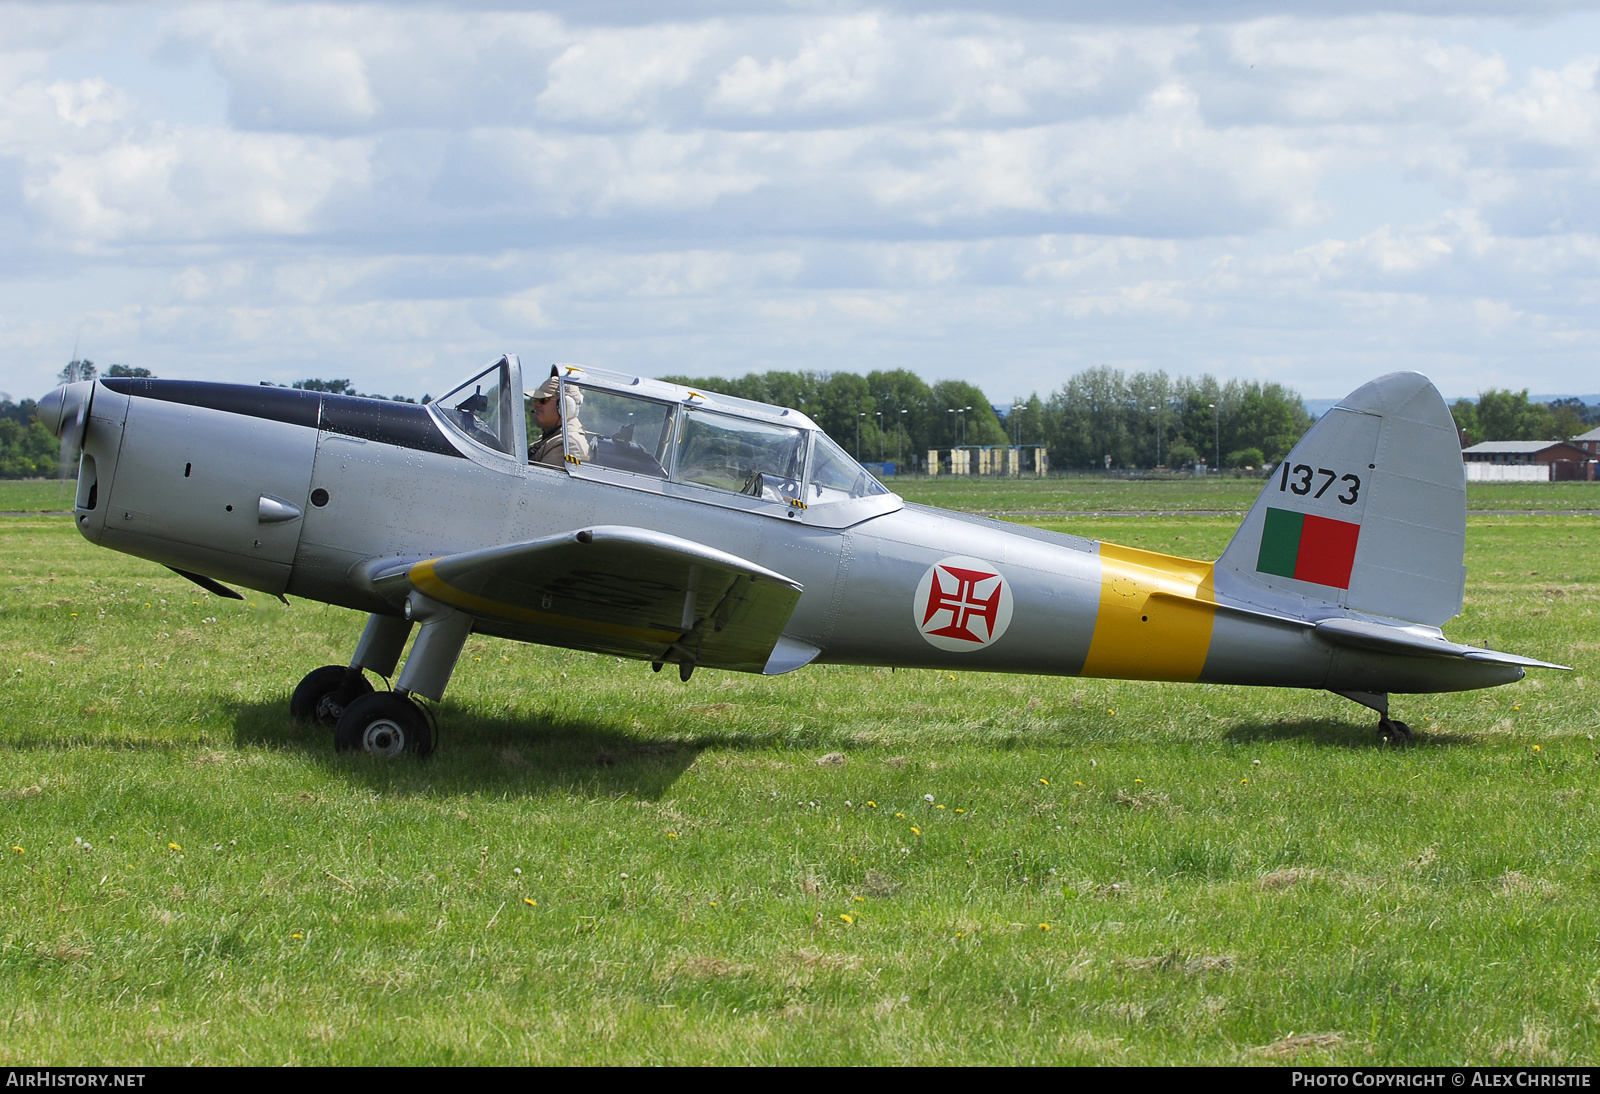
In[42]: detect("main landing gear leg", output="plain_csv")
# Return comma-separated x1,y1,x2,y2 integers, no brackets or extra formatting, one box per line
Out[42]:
1332,690,1412,742
290,613,412,729
335,595,472,759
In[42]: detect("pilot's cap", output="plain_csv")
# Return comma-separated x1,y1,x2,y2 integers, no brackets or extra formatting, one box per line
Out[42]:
532,366,582,416
531,370,561,399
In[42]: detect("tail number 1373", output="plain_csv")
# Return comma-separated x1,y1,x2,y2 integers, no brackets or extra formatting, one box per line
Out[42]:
1279,463,1361,505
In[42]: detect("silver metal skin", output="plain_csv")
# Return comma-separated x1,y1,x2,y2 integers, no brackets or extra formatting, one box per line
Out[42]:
42,357,1562,752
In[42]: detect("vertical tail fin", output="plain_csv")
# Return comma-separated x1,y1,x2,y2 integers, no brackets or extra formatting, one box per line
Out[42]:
1214,372,1465,627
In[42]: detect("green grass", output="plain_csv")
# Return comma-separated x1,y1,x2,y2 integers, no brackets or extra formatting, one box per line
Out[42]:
1,505,1597,1064
892,476,1600,513
0,479,74,512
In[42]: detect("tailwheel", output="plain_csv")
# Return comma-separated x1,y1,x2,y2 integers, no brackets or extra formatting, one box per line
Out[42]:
1378,716,1413,742
290,665,373,730
335,691,434,758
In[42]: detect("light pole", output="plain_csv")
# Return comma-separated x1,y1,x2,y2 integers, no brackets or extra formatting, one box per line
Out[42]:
875,411,883,462
1149,404,1162,469
1011,401,1024,448
1208,402,1219,473
856,412,865,459
960,405,971,446
897,409,907,469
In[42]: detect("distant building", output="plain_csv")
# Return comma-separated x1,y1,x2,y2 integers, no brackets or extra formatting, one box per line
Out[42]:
1573,425,1600,458
1461,440,1595,481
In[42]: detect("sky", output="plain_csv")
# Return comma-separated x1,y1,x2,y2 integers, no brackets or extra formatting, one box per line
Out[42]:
4,1,1600,406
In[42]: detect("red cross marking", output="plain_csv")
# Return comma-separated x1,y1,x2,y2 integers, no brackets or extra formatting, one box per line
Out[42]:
921,565,1003,643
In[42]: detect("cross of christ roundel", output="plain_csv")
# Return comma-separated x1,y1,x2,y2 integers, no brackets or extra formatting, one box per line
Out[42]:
913,556,1014,652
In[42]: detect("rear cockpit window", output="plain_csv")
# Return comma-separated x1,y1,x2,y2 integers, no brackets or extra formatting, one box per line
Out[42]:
676,409,806,503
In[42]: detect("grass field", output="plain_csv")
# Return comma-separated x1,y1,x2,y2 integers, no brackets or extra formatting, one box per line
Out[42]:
1,495,1597,1064
0,479,74,512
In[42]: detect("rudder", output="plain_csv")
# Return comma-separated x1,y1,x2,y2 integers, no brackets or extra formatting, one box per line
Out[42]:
1214,372,1466,627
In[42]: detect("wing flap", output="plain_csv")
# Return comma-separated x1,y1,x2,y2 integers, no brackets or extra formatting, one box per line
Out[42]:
401,526,804,673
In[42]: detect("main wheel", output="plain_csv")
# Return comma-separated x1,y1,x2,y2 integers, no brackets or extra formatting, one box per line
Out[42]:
335,692,434,758
290,665,374,730
1379,716,1413,741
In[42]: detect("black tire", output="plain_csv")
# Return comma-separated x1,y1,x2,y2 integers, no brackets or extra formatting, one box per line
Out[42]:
335,692,434,758
1379,716,1414,741
290,665,373,730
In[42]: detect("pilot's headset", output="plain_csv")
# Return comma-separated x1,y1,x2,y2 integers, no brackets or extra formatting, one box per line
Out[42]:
533,365,583,425
559,371,583,425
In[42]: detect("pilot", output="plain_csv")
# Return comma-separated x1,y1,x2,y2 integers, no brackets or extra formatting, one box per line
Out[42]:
529,368,592,466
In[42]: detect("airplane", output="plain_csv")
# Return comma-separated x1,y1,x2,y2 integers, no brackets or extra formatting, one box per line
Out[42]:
34,356,1565,757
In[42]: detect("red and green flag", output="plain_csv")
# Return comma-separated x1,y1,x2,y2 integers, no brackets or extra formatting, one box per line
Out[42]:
1256,507,1361,589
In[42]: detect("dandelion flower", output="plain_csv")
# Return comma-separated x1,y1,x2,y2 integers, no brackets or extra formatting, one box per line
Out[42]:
895,812,906,819
854,896,864,902
1134,779,1143,784
910,826,921,835
867,801,877,808
1533,745,1541,752
523,898,536,907
1074,781,1083,787
1240,779,1248,785
955,808,965,814
667,833,678,839
168,842,181,851
292,933,304,940
840,914,853,924
10,846,22,854
935,804,946,810
1039,779,1049,786
1039,923,1050,931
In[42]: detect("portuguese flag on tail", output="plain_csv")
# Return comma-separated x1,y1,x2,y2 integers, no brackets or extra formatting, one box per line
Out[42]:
1256,507,1362,589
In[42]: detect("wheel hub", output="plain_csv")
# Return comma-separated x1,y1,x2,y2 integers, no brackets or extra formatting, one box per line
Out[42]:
314,694,344,727
362,718,407,757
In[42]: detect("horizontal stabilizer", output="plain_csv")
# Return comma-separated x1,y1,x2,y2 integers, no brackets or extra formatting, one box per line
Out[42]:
1313,617,1569,670
381,526,805,673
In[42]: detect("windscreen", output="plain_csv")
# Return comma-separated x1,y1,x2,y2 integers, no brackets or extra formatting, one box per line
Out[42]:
438,359,512,455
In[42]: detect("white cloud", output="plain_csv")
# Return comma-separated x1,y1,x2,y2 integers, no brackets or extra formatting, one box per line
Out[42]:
5,4,1600,403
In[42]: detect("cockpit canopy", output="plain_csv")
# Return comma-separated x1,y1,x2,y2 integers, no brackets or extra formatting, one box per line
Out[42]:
435,357,897,526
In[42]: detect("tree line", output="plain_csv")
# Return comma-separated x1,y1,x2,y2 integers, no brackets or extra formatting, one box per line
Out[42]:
663,367,1313,471
1450,391,1600,446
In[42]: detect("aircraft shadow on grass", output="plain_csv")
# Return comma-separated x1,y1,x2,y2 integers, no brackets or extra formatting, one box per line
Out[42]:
1222,717,1473,749
229,699,735,800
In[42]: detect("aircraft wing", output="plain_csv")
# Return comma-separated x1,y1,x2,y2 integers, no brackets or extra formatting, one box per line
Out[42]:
364,526,805,674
